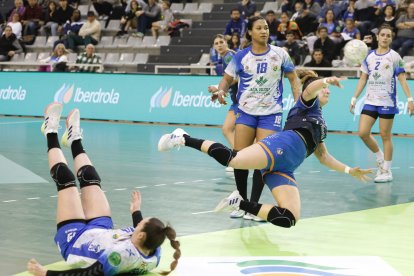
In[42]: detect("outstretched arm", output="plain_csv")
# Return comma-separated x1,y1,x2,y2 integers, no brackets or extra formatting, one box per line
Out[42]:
350,72,368,114
130,190,143,227
28,259,104,276
313,143,372,182
302,76,346,102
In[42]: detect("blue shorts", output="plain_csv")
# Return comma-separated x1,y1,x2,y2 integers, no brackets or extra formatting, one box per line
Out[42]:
236,109,283,131
229,103,238,115
257,130,307,190
54,216,113,260
362,104,399,119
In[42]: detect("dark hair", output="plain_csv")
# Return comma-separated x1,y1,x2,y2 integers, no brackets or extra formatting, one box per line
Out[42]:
143,218,180,275
266,10,275,15
296,69,321,91
230,8,240,14
317,25,328,33
383,4,396,15
245,16,266,41
286,30,295,36
87,11,95,17
378,23,393,34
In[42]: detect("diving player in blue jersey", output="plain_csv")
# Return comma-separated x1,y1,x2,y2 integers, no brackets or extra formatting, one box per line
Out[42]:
158,69,371,228
27,103,180,276
350,24,414,183
211,16,301,221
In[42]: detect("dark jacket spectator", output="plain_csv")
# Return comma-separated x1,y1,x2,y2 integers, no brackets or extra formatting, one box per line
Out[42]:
55,0,75,26
265,10,280,42
135,0,161,37
22,0,44,36
292,1,319,36
0,26,23,61
237,0,256,20
283,31,301,65
224,8,246,40
304,48,332,77
313,26,336,62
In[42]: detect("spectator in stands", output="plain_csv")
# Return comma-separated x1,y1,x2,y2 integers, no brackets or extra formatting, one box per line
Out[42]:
0,25,23,61
74,43,102,72
342,0,357,21
92,0,116,21
354,0,376,37
42,1,59,36
224,8,246,42
22,0,44,38
135,0,161,38
374,0,395,16
6,0,26,23
264,10,279,44
54,0,75,36
283,31,301,65
374,4,397,35
116,0,143,37
66,11,100,52
319,9,343,44
391,2,414,58
7,13,23,39
53,9,83,49
276,12,302,46
39,42,68,71
228,33,241,52
304,48,332,77
318,0,343,23
281,0,295,14
342,18,361,40
304,0,321,20
237,0,256,21
313,26,336,62
151,0,174,39
292,1,319,36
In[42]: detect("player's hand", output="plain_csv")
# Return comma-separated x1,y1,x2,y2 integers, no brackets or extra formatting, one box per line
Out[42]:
349,97,356,114
349,167,372,182
208,85,218,94
27,259,47,276
408,101,414,116
130,190,142,213
325,76,347,88
211,90,228,105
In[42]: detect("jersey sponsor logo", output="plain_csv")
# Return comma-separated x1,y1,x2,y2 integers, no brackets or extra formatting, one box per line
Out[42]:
372,72,381,80
276,148,284,155
54,83,120,105
0,85,27,101
66,231,76,243
255,76,268,86
108,252,122,266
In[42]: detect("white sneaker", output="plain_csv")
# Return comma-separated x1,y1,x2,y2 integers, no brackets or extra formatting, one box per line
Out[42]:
376,159,384,178
158,128,188,152
243,213,253,220
374,169,393,183
41,102,63,136
253,215,266,222
61,109,83,147
214,190,243,212
229,209,244,218
225,167,234,172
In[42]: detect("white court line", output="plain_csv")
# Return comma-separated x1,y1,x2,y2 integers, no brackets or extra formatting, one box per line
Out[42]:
50,195,58,198
114,188,127,191
309,171,321,173
329,169,336,172
391,167,400,169
3,200,17,203
155,184,167,187
410,166,414,169
192,180,205,183
211,178,222,181
27,197,40,200
174,181,185,184
135,186,147,189
192,210,214,215
0,120,42,125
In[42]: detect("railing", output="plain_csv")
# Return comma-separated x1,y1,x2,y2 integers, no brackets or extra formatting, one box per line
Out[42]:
0,62,104,72
154,64,216,74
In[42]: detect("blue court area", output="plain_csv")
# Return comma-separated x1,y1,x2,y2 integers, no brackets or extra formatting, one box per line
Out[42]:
0,116,414,275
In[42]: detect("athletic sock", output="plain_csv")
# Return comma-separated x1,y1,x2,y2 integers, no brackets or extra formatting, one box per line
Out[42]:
374,150,384,161
234,169,248,201
47,133,60,151
239,200,262,216
183,134,204,151
71,139,85,159
250,169,264,203
383,160,392,171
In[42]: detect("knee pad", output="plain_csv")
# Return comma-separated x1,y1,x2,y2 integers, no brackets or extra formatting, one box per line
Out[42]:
207,143,237,167
267,206,296,228
77,165,101,188
50,163,76,191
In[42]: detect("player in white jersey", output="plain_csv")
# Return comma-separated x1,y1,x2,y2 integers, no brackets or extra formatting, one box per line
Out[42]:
350,24,414,183
27,103,180,276
212,16,300,221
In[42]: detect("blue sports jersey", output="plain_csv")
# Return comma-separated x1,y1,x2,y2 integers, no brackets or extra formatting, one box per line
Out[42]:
225,44,295,116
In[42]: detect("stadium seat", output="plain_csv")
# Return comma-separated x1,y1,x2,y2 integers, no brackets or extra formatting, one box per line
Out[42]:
119,53,135,65
106,20,121,31
112,36,128,48
78,5,89,16
67,53,77,63
96,36,113,48
24,52,38,62
46,36,59,48
171,3,184,13
104,53,120,65
27,36,47,49
197,3,213,13
37,52,50,61
11,53,24,62
141,36,156,47
118,36,143,49
134,53,149,64
261,2,279,13
181,3,198,14
155,36,171,47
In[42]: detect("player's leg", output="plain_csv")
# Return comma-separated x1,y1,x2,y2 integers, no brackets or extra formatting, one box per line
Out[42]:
41,102,85,224
62,109,111,219
222,109,237,148
375,115,395,182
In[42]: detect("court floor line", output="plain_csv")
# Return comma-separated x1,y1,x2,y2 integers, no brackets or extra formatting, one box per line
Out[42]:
0,120,42,125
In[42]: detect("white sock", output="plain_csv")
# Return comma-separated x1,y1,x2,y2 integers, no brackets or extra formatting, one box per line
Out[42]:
383,160,392,171
374,150,384,161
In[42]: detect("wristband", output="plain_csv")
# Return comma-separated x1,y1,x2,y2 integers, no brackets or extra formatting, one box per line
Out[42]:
407,97,413,102
351,97,357,105
323,78,328,85
344,166,351,174
214,89,224,96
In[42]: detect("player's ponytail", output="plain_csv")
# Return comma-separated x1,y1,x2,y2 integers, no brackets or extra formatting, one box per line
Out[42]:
160,225,181,275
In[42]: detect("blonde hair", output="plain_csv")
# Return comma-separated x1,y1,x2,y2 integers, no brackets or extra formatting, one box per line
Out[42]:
53,43,68,57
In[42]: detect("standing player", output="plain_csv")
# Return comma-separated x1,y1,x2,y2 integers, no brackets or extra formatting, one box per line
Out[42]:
158,70,371,227
350,24,414,183
212,16,301,221
27,103,180,275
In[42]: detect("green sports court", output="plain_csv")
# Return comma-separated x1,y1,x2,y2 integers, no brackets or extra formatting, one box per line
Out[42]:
1,116,413,275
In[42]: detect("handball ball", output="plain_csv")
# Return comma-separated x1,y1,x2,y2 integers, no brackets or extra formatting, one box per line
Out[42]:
344,39,368,66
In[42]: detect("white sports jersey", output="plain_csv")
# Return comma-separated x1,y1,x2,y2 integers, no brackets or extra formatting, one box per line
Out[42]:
66,227,161,275
225,44,295,115
361,49,405,107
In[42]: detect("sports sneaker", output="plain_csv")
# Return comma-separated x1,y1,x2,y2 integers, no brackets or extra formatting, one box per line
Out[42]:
225,167,234,172
229,209,244,218
158,128,188,152
214,190,243,212
374,169,393,183
376,159,384,178
243,213,253,220
61,109,83,147
41,102,63,136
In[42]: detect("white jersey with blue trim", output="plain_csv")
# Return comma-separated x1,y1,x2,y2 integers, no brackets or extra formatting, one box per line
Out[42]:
225,44,295,115
66,227,161,275
360,49,405,107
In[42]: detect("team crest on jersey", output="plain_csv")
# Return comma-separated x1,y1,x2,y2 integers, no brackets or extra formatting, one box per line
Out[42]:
276,148,284,155
272,65,279,71
108,252,122,266
255,76,268,86
372,72,381,80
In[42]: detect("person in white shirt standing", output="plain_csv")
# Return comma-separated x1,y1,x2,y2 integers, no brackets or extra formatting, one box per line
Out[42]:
350,24,414,183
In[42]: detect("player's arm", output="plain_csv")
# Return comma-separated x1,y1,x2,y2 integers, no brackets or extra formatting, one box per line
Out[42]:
397,72,414,116
27,259,104,276
130,190,143,227
213,73,234,105
285,71,300,101
313,142,372,182
302,76,345,102
350,72,368,113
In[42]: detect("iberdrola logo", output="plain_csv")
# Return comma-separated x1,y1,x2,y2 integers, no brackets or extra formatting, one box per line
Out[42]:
54,83,75,104
150,86,173,112
353,96,366,121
